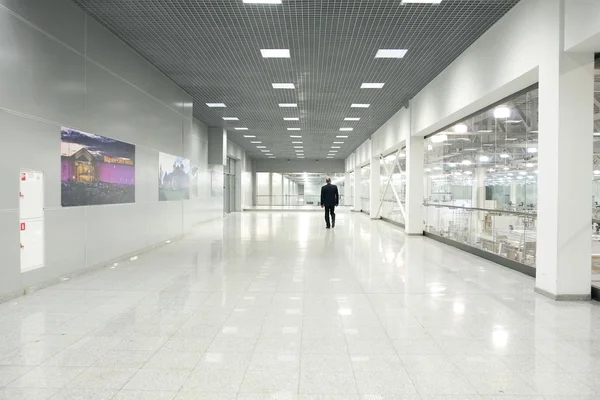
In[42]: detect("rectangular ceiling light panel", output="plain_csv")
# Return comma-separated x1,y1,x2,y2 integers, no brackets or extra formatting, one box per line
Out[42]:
351,104,370,108
375,49,408,58
401,0,442,3
272,83,295,89
261,49,290,58
290,135,302,138
340,128,353,131
361,83,385,89
206,103,226,107
344,117,360,121
244,0,282,3
234,127,248,130
223,117,239,121
279,103,297,108
284,117,299,121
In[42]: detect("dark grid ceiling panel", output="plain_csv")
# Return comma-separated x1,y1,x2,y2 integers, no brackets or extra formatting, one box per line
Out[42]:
73,0,520,160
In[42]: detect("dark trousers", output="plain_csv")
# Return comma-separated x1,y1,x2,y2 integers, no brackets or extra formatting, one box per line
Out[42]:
324,205,336,227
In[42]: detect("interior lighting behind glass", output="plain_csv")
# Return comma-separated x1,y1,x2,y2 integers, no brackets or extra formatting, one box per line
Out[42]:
494,106,511,119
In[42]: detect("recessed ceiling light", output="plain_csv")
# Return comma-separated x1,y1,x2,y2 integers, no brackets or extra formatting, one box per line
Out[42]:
268,156,276,158
326,157,334,159
223,117,239,121
375,49,408,58
287,128,301,131
279,103,297,108
234,127,248,130
257,146,266,148
344,117,360,121
260,150,270,152
351,104,370,108
333,141,344,144
292,141,303,144
284,117,299,121
250,141,262,143
261,49,290,58
206,103,226,107
272,83,295,89
337,135,349,138
329,150,338,153
243,135,256,138
244,0,282,4
331,146,341,149
361,83,385,89
401,0,442,3
294,146,303,149
340,128,353,131
290,135,302,138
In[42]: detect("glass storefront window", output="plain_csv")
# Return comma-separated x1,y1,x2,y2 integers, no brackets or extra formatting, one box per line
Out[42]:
424,87,539,267
380,151,407,225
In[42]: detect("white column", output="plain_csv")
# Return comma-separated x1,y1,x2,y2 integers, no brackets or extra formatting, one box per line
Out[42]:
535,0,594,300
354,169,362,212
369,156,381,219
344,171,351,207
472,168,486,234
406,133,425,235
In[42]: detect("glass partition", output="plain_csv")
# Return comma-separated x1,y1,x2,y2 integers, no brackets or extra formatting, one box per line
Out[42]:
379,151,406,225
424,87,539,267
592,53,600,288
253,172,346,208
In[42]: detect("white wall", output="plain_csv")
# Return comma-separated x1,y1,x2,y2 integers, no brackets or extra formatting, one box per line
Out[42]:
371,107,410,156
565,0,600,52
0,0,221,300
227,139,252,209
254,159,345,173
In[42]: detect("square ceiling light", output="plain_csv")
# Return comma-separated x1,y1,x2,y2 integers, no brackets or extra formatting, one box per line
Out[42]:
401,0,442,3
261,49,290,58
223,117,239,121
287,128,301,131
375,49,408,58
351,103,370,108
279,103,297,108
284,117,299,121
361,83,385,89
344,117,360,121
206,103,226,107
244,0,282,3
272,83,295,89
234,127,248,130
340,128,353,131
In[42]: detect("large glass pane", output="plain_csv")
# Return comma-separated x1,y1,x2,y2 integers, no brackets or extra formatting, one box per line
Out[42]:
424,87,539,267
380,151,406,225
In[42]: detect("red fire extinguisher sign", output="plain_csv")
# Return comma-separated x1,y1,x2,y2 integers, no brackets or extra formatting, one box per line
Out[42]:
20,223,25,231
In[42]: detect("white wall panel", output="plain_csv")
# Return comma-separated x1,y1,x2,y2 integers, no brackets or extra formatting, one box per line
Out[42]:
0,1,217,301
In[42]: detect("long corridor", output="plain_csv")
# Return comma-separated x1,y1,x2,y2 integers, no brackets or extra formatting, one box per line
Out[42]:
1,212,600,399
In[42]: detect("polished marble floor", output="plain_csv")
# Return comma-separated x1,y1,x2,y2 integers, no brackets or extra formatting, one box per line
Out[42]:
1,212,600,400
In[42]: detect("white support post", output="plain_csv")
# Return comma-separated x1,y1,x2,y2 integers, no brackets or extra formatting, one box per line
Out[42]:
344,171,351,206
354,168,362,212
406,133,425,235
535,0,594,300
370,156,381,219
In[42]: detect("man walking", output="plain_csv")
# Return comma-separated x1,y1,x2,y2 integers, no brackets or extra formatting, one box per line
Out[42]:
320,177,339,229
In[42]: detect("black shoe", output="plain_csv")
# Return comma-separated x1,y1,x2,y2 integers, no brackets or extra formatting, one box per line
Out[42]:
332,223,335,228
326,226,331,229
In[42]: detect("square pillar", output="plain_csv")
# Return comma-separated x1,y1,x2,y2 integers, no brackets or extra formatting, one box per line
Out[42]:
369,156,381,219
535,0,594,300
354,168,362,212
405,133,425,235
344,171,351,206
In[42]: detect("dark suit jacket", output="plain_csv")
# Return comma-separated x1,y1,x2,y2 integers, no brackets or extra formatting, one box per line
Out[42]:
321,183,339,207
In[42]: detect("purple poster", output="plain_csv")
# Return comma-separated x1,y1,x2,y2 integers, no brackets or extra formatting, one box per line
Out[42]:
60,127,135,207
